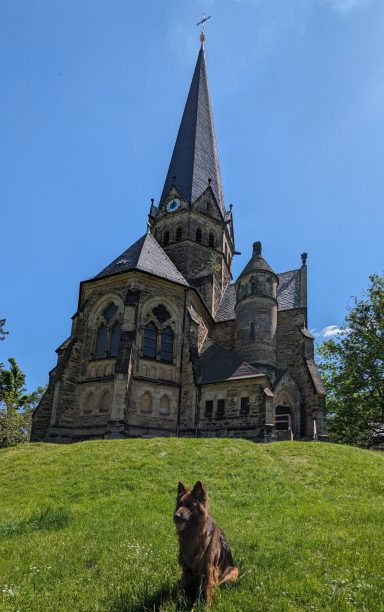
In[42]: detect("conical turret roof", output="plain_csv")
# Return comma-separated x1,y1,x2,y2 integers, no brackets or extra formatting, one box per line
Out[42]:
159,46,225,217
238,242,276,281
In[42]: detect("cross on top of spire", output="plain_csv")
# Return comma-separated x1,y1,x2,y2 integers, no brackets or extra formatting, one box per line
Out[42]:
196,14,211,48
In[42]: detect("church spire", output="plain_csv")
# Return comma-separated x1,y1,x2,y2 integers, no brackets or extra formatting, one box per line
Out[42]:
159,40,225,217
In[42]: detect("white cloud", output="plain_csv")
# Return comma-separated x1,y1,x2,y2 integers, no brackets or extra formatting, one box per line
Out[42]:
320,0,371,16
312,325,349,338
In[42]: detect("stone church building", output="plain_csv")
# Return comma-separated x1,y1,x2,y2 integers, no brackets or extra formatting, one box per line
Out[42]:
31,35,326,443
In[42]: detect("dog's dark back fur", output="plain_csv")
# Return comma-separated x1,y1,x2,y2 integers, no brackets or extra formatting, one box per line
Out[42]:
174,481,239,604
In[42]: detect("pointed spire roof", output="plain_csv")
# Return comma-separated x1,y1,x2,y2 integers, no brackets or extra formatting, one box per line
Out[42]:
238,242,277,281
94,233,189,286
160,46,225,217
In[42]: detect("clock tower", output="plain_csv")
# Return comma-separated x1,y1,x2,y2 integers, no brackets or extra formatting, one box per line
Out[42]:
149,44,234,316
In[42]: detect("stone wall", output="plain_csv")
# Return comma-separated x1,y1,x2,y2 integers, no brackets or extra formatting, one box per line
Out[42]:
210,320,235,351
276,308,326,437
197,378,269,440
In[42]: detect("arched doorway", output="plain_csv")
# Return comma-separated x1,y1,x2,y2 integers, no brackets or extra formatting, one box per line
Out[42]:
274,405,293,441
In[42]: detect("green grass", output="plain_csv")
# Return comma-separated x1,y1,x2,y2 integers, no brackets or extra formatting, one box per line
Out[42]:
0,440,383,611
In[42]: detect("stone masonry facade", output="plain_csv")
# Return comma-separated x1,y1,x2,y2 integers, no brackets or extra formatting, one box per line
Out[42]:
31,42,326,443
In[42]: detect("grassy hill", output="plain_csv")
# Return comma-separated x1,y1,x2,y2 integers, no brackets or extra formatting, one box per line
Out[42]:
0,440,383,611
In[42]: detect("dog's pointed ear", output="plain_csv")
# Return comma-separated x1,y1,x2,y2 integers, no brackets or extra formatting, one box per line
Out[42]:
191,480,207,504
177,481,187,497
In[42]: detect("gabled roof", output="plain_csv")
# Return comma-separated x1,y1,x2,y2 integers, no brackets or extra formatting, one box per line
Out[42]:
306,358,326,395
94,233,189,286
276,269,303,311
215,283,236,322
199,338,265,384
159,47,225,217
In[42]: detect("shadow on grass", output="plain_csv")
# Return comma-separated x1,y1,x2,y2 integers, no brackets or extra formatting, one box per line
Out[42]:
0,506,73,538
109,583,193,612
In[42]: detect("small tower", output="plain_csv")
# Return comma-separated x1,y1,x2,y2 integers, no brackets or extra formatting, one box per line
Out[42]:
235,242,278,377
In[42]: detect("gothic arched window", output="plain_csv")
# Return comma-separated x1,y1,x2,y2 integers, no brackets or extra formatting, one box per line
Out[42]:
110,322,121,357
84,391,95,414
250,322,256,340
163,230,170,246
143,323,157,359
176,226,182,242
141,392,152,413
94,302,121,359
95,325,107,358
100,390,111,413
160,395,170,415
208,232,215,248
104,303,118,321
196,227,202,243
160,327,174,362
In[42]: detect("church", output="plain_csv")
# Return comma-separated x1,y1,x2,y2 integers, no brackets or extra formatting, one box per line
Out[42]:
31,31,326,443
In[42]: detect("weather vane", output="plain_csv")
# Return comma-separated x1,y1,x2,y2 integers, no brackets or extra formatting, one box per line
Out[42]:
196,14,211,47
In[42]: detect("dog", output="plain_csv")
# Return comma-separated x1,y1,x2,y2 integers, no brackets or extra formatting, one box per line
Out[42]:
173,480,239,605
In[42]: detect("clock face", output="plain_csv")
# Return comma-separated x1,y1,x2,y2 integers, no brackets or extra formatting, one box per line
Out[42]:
166,198,181,213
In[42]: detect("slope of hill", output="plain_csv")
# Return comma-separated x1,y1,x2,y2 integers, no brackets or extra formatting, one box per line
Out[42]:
0,439,383,611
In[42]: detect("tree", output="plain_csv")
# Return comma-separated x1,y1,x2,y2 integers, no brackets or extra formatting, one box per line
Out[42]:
0,318,9,368
0,319,8,342
0,358,46,447
318,274,384,448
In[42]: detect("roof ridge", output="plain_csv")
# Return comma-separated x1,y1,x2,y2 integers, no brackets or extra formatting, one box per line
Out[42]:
93,233,189,286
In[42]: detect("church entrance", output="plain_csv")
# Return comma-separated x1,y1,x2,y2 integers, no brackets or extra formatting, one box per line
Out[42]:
274,406,293,441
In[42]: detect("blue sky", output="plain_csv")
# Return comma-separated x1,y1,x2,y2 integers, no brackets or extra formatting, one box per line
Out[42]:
1,0,383,391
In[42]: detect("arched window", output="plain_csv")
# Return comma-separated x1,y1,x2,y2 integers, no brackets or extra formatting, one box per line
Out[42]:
176,226,182,242
163,230,170,246
196,227,202,243
110,321,121,357
143,323,157,359
104,303,118,322
250,322,256,340
160,395,170,415
100,390,111,413
84,391,95,414
206,201,211,212
160,327,173,362
251,279,257,294
95,325,107,358
208,232,215,248
141,392,152,413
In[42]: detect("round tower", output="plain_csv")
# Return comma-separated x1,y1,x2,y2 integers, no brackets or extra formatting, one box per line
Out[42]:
235,242,278,376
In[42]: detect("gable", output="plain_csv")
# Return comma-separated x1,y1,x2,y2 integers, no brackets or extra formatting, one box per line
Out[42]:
94,233,189,286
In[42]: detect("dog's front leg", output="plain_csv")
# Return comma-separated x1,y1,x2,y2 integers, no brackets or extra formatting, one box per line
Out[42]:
204,563,219,605
182,566,199,603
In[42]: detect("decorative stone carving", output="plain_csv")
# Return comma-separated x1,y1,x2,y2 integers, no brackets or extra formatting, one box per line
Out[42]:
153,304,171,324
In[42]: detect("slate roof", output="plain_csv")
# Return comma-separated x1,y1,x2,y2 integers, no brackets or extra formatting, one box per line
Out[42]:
276,269,302,311
238,253,275,280
215,284,236,322
159,47,225,217
306,359,326,395
94,233,189,286
199,338,265,384
215,268,304,323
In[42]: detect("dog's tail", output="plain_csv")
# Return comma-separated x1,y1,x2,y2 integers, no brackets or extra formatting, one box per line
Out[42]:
219,566,239,584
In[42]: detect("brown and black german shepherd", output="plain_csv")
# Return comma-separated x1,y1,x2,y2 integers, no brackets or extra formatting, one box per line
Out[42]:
174,481,239,605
